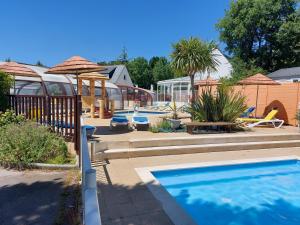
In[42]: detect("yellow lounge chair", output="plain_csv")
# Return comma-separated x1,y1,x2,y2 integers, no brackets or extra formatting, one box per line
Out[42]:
237,110,284,128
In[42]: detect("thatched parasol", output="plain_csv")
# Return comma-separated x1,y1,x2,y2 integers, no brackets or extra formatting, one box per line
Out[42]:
238,73,280,116
0,62,40,94
45,56,104,92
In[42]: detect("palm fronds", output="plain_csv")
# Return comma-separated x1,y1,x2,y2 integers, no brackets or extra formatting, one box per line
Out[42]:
185,85,247,122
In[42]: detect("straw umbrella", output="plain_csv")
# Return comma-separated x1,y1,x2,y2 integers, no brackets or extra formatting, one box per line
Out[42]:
78,72,109,118
45,56,104,92
0,62,40,94
238,73,280,117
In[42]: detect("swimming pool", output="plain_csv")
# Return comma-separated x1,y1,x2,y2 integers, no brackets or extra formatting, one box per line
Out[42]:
114,110,167,116
138,157,300,225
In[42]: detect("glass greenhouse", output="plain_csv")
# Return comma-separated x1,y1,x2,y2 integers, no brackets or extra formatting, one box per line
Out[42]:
7,64,124,109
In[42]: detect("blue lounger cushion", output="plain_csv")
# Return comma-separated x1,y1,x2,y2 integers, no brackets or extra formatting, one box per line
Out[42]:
240,106,256,118
111,116,129,124
132,116,149,124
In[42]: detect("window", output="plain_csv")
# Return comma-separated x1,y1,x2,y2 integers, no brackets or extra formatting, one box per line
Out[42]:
15,81,44,95
45,82,73,96
124,75,126,80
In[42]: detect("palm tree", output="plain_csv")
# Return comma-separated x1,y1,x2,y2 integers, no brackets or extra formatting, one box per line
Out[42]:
171,37,219,103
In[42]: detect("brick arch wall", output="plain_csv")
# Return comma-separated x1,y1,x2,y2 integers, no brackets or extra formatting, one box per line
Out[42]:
197,83,300,126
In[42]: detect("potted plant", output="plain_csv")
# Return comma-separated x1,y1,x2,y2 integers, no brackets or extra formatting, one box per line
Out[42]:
166,101,182,129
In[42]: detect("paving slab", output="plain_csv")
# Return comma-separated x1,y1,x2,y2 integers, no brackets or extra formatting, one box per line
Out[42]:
96,147,300,225
0,169,67,225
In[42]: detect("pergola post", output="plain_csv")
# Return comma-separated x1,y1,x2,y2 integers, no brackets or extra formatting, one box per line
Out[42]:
90,79,95,118
179,82,182,102
99,80,106,119
163,84,166,102
78,78,83,95
171,83,174,102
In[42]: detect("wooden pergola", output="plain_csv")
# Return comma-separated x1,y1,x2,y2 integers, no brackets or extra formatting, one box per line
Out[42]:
78,72,109,118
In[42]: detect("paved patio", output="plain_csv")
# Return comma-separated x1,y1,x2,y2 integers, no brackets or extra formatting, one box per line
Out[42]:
96,147,300,225
84,116,299,142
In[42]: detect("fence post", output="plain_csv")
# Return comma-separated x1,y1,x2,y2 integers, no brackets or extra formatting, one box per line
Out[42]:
75,95,82,155
46,96,51,126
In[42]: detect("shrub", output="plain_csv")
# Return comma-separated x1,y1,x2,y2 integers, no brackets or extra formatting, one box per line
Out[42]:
0,121,68,169
149,120,172,133
185,85,247,122
0,71,13,111
0,110,25,126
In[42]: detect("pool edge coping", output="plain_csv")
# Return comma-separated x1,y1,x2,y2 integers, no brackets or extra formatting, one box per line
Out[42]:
135,155,300,225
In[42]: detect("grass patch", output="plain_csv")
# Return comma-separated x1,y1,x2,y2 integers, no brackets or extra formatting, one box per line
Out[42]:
44,154,76,165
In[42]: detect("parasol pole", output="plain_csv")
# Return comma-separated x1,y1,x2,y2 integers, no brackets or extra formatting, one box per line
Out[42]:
255,85,259,117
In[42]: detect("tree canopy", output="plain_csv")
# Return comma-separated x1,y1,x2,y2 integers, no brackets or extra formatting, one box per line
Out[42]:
217,0,300,72
0,71,12,111
126,57,152,89
152,57,175,86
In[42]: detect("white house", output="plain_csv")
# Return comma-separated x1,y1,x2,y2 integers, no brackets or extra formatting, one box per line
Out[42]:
100,65,133,86
268,67,300,83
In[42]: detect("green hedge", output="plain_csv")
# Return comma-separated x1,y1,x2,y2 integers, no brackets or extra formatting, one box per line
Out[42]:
0,121,68,169
0,110,25,127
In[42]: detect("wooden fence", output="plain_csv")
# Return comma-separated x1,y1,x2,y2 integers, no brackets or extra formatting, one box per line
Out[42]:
8,95,82,152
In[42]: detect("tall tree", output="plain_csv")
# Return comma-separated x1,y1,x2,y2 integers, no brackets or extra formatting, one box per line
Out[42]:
152,57,175,86
149,56,160,69
222,57,266,85
126,57,152,89
0,71,12,111
118,46,128,63
171,37,219,103
217,0,300,72
36,60,45,67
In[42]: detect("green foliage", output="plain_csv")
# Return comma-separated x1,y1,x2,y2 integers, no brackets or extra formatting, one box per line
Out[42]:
149,120,172,133
152,57,175,86
185,85,247,122
149,56,161,69
0,71,13,111
0,121,68,169
168,101,183,119
216,0,300,72
126,57,153,89
0,110,25,126
222,57,266,85
171,37,219,102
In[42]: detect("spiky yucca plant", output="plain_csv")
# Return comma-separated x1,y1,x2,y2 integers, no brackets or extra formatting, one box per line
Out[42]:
186,85,247,122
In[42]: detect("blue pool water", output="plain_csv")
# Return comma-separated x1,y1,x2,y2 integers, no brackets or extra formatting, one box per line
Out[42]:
114,110,167,116
153,160,300,225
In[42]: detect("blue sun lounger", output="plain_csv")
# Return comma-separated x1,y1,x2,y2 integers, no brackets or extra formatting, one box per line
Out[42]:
240,106,256,118
55,120,96,137
132,116,150,130
110,115,129,130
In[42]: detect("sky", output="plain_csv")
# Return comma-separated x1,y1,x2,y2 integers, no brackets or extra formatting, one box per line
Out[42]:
0,0,231,66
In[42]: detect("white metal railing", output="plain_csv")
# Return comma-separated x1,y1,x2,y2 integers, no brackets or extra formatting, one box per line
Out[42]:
81,126,102,225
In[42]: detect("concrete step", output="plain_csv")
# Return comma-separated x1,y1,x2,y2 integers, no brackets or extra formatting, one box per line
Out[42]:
96,140,300,159
95,133,300,152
